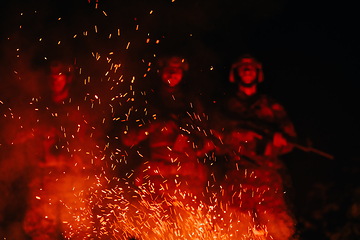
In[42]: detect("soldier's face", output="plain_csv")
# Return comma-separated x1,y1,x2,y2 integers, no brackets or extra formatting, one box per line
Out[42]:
51,74,67,94
238,64,257,84
161,66,183,87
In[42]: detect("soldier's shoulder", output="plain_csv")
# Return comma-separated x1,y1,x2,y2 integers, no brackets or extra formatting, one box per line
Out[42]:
258,94,285,111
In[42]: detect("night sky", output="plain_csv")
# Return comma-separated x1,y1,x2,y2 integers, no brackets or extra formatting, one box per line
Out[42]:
1,0,359,238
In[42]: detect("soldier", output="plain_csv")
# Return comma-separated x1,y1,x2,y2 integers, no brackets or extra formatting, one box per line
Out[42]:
121,56,209,204
20,61,106,239
210,54,297,239
226,54,295,157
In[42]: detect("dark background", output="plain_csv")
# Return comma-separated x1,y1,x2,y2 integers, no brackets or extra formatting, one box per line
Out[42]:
1,0,359,238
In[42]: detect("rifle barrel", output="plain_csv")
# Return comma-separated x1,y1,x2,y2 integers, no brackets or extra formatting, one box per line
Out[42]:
308,147,334,160
293,143,334,160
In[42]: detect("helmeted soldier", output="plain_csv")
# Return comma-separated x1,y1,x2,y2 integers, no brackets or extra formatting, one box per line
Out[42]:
210,54,297,239
121,56,209,204
21,60,106,239
225,54,295,156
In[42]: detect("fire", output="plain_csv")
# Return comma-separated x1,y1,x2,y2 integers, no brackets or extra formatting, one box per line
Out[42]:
77,177,270,239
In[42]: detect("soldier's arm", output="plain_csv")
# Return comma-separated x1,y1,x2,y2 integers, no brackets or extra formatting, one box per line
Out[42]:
121,122,158,147
271,102,296,155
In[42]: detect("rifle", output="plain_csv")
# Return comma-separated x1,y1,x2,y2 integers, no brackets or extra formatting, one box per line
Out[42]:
236,120,334,160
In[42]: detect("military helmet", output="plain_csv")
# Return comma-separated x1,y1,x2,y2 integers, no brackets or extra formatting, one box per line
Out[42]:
50,61,74,81
229,54,264,83
158,56,189,72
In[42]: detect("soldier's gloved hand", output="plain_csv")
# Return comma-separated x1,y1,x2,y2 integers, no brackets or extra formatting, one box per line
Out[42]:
121,129,144,147
196,139,216,157
173,134,188,152
210,129,224,140
121,123,157,147
273,132,287,147
231,130,262,142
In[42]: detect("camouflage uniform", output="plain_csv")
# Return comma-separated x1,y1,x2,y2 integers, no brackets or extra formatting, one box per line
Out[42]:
20,93,107,239
211,91,297,239
122,84,208,203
